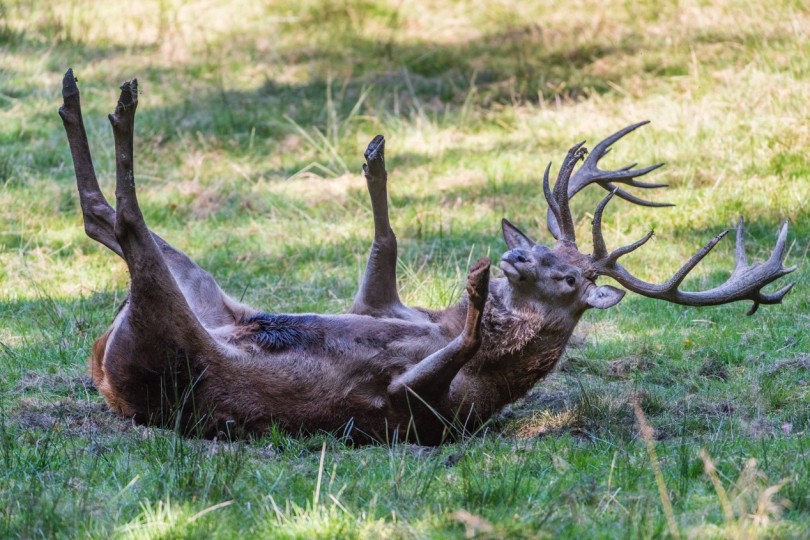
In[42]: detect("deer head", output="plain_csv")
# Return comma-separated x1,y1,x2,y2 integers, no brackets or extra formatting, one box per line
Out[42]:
500,122,796,318
500,218,625,316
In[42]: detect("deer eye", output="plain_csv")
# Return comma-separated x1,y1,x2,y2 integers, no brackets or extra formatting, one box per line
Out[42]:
565,276,576,287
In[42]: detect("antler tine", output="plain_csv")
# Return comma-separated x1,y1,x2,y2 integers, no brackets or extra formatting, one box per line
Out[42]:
768,220,796,271
742,220,796,315
606,230,656,263
570,121,667,194
731,217,748,278
542,162,563,240
592,188,656,264
592,217,796,315
661,230,729,290
546,122,671,240
588,121,650,160
591,189,616,260
579,162,669,189
554,141,587,200
606,181,673,207
551,142,587,244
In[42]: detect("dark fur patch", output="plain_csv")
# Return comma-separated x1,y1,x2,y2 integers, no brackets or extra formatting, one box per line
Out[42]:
244,313,319,351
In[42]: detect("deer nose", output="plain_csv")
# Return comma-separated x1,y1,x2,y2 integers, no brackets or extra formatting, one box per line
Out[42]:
504,249,530,264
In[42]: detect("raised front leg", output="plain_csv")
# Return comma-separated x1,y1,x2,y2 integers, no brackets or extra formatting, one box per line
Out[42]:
388,258,490,404
350,135,406,317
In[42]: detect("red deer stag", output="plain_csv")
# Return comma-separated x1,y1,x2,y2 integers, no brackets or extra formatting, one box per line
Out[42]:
59,70,796,444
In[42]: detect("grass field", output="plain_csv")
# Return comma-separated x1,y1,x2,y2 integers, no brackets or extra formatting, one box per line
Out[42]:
1,0,809,537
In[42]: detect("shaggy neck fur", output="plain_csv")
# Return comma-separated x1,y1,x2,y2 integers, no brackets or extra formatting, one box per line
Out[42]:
464,279,581,406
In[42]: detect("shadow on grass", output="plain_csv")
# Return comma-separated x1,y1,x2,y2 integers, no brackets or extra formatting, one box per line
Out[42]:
13,7,648,139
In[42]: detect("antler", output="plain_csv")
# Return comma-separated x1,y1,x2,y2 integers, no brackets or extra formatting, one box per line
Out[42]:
546,121,670,240
590,189,796,315
541,122,797,314
543,142,587,245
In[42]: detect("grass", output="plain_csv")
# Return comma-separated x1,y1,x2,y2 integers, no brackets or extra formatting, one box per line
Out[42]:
1,0,809,537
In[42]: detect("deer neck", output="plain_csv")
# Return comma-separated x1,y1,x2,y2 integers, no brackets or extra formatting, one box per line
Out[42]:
465,279,581,399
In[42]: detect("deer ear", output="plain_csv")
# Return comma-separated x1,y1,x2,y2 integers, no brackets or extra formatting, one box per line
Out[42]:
586,285,625,309
502,219,536,250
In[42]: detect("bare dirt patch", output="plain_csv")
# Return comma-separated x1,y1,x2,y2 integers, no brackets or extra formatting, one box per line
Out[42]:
504,409,583,439
7,372,131,438
496,388,572,423
766,354,810,375
606,355,653,379
10,397,131,437
493,384,580,439
13,372,95,396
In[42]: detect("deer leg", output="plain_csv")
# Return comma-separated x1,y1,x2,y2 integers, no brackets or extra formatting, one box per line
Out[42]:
60,71,191,266
60,70,249,329
108,79,214,351
59,69,123,258
350,135,406,317
388,258,490,401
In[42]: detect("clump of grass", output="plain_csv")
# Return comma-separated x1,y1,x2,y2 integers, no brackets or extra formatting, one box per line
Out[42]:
116,498,234,540
634,397,680,538
694,450,792,538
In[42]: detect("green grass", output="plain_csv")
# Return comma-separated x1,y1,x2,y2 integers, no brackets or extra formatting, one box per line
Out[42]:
1,0,809,537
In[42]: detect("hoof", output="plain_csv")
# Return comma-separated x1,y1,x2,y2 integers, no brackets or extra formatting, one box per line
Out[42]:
363,135,386,179
109,79,139,126
466,257,491,310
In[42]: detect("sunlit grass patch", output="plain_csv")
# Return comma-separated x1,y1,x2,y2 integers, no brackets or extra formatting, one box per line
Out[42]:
1,0,809,537
259,498,404,540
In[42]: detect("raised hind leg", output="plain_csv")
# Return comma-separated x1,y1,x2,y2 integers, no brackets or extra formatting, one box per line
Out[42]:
350,135,408,318
106,79,220,352
59,69,252,329
96,78,232,434
59,69,122,257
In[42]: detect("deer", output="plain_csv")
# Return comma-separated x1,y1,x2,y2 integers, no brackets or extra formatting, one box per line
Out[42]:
58,69,796,445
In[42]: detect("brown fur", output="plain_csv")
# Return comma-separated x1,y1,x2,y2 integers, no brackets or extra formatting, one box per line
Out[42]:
84,249,602,444
58,72,622,444
89,328,131,416
61,72,791,445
